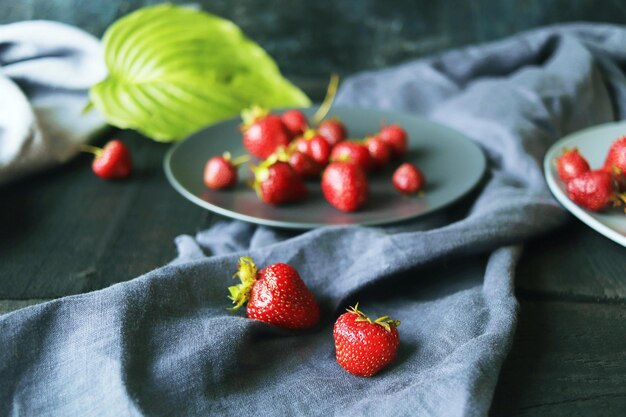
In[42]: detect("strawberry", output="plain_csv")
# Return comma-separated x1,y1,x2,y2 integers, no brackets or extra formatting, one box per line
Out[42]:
556,148,590,183
292,130,331,166
289,151,322,179
82,139,132,180
333,304,400,377
365,136,392,170
317,119,347,148
378,124,408,159
281,109,309,139
228,256,320,329
330,141,372,172
203,152,249,190
241,107,290,159
392,163,425,194
321,162,368,211
603,136,626,190
567,169,625,211
251,158,307,205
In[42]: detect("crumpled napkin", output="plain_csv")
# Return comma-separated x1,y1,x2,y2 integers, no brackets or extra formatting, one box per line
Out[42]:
0,20,106,185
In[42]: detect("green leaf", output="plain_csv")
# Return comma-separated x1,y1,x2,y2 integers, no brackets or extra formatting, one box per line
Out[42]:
90,4,311,142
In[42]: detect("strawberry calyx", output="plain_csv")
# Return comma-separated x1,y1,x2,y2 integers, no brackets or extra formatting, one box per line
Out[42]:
240,105,270,131
346,303,400,332
227,256,258,310
249,147,290,195
303,129,317,140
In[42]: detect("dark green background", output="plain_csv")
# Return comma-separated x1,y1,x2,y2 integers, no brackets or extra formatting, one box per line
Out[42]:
2,0,626,88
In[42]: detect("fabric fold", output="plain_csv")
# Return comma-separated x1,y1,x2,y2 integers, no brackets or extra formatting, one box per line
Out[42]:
0,21,106,185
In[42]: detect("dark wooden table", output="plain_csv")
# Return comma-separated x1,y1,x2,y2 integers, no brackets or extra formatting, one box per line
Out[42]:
1,128,625,416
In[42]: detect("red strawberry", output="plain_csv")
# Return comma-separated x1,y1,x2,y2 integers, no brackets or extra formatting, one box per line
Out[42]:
365,136,392,170
203,152,249,190
321,162,368,211
251,159,307,205
289,151,322,179
392,163,425,194
228,256,320,329
556,148,590,183
379,124,408,158
83,139,132,180
567,169,622,211
293,130,331,166
330,141,372,172
241,107,290,159
333,304,400,377
317,119,347,148
603,136,626,190
281,109,309,138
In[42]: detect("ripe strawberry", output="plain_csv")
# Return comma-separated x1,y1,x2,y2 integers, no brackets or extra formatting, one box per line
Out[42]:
293,130,331,166
289,151,322,179
365,136,392,170
251,159,307,205
378,124,408,159
321,162,368,211
241,107,290,159
556,148,590,183
317,119,347,148
393,163,425,194
567,169,622,211
334,304,400,377
203,152,249,190
228,256,320,329
281,109,309,139
83,139,132,180
603,136,626,190
330,141,372,172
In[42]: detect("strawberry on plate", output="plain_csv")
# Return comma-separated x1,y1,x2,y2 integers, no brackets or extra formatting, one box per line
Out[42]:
281,109,309,139
292,130,331,167
317,118,347,148
288,151,322,179
556,148,590,183
203,152,248,190
334,304,400,377
251,156,307,205
228,256,320,329
241,106,290,159
329,141,372,172
365,136,392,170
321,162,368,212
378,124,408,159
567,169,625,211
392,163,425,194
603,136,626,190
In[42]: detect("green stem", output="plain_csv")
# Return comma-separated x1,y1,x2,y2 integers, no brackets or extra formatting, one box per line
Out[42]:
312,73,339,126
79,144,103,157
231,155,251,167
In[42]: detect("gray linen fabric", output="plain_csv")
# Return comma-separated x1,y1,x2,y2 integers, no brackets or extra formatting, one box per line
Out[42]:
3,23,626,416
0,21,105,185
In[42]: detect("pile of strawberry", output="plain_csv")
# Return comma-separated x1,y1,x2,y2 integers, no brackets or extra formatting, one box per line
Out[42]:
204,106,425,212
228,256,401,377
555,136,626,211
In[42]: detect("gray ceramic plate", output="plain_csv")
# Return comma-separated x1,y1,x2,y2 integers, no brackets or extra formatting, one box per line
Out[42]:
164,107,486,229
544,121,626,247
